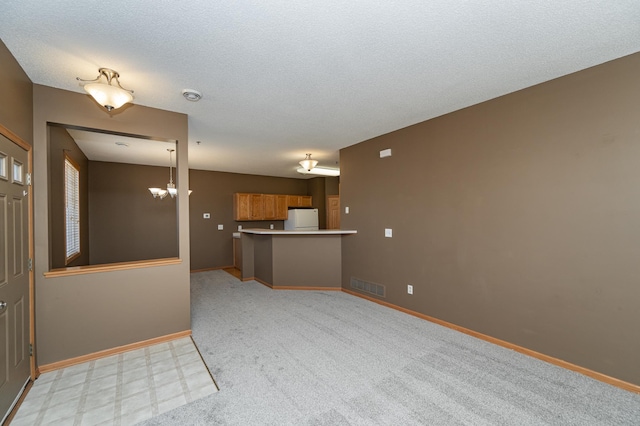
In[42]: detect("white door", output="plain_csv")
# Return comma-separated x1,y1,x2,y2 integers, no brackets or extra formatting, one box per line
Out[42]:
0,130,31,422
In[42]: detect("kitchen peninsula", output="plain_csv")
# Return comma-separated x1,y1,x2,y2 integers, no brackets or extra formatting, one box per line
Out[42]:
240,229,357,289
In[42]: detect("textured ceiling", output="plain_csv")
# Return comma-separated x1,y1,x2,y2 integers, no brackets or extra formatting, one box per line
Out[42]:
1,1,639,178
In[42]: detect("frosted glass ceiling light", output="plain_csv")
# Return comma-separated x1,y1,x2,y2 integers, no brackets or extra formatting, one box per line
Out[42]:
77,68,134,111
299,153,318,172
296,153,339,176
148,187,168,199
296,166,340,177
149,149,192,199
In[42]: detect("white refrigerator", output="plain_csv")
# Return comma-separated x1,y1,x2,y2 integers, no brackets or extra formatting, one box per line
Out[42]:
284,208,319,231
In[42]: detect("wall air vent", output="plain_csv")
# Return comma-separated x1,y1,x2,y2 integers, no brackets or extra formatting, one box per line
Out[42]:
350,277,386,298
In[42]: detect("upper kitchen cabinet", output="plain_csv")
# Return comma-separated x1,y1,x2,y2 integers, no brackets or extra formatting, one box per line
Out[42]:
234,193,311,221
276,195,288,218
250,193,264,220
234,193,251,221
263,194,288,220
287,195,312,207
263,194,276,219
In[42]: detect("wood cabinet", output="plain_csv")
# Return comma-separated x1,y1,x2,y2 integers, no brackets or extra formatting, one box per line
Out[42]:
234,193,312,221
234,193,251,221
263,194,276,220
300,196,312,207
233,237,242,269
276,195,288,219
287,195,312,207
249,194,263,220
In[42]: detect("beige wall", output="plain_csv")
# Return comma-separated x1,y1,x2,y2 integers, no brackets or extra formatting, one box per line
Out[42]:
33,85,190,365
340,52,640,385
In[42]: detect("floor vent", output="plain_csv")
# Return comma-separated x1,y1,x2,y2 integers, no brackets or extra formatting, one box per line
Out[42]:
350,277,386,298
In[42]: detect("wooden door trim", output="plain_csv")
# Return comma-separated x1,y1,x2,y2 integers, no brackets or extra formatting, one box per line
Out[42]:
0,124,35,380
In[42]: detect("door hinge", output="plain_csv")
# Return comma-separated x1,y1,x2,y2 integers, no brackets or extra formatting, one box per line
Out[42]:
26,173,32,186
29,344,33,356
28,258,33,271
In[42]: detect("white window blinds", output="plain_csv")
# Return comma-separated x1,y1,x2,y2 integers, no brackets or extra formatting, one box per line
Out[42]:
65,157,80,263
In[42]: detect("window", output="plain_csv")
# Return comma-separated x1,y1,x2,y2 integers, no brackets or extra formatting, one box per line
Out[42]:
0,151,7,180
12,158,23,184
65,156,81,264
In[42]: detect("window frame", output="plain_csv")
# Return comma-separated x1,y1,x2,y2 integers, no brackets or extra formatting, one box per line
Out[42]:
64,154,81,265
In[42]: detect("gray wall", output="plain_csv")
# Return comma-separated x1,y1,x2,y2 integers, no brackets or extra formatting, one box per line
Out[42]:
48,126,90,268
340,52,640,385
33,85,190,365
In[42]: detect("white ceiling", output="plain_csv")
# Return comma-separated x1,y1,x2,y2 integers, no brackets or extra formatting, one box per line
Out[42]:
1,1,639,179
67,129,176,167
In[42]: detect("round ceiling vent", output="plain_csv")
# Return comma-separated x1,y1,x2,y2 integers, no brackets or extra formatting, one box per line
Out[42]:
182,89,202,102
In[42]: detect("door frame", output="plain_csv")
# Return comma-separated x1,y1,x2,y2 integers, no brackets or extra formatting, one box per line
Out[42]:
0,124,35,379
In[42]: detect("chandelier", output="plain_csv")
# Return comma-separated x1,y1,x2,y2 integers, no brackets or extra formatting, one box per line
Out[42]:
148,149,192,199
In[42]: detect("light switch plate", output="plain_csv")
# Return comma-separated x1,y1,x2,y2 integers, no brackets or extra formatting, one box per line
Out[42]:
203,213,210,219
345,206,349,214
217,224,224,230
385,228,392,238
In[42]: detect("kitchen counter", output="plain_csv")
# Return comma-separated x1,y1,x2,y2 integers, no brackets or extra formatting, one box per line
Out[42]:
239,229,357,289
240,228,357,235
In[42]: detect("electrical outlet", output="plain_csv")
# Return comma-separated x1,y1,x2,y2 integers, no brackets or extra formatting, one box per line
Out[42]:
407,284,413,295
237,225,242,231
385,228,392,238
270,224,274,229
217,224,224,230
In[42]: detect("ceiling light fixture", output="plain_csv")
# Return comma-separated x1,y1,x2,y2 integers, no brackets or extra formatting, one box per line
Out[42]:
148,149,193,199
299,153,318,172
76,68,134,111
296,154,340,176
182,89,202,102
296,166,340,177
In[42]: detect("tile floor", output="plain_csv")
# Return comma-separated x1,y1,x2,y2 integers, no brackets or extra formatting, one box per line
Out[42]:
11,337,218,426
